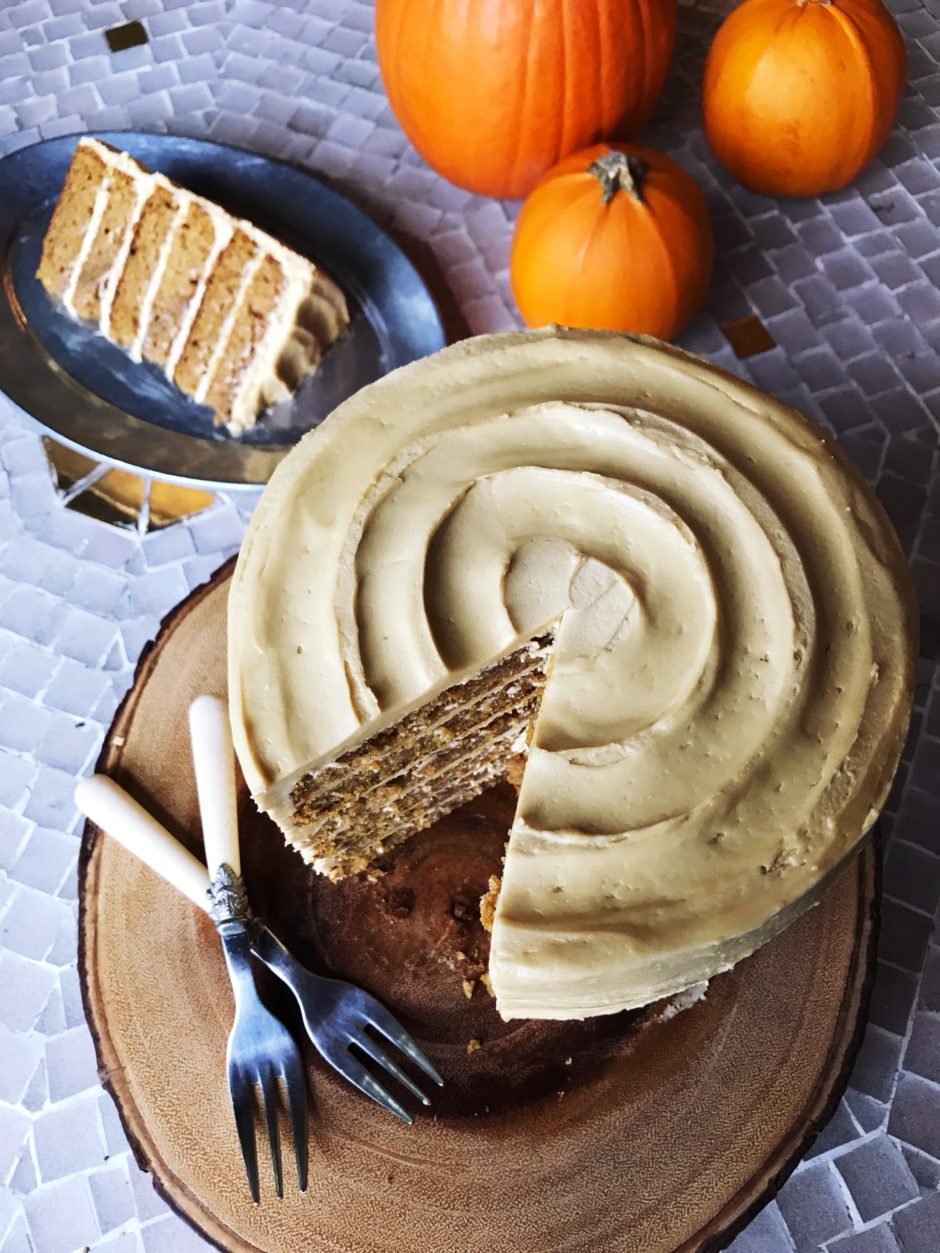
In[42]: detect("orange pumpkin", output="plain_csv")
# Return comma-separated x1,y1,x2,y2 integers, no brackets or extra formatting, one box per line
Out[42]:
510,144,714,340
703,0,906,198
375,0,678,199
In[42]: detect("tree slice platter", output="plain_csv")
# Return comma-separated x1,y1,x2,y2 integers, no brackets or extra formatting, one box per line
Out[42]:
78,561,877,1253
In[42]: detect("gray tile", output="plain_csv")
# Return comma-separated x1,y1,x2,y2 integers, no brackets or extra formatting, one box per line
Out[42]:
902,1012,940,1086
0,1023,43,1106
141,1214,216,1251
851,1026,904,1104
883,842,940,916
0,1214,34,1253
44,1024,99,1102
900,1143,940,1191
7,1141,37,1197
829,1225,901,1253
20,1054,47,1113
835,1135,919,1223
88,1159,135,1234
0,1106,31,1190
0,811,29,871
33,1096,107,1181
919,945,940,1013
806,1101,862,1160
23,1175,100,1253
889,1073,940,1159
726,1201,795,1252
868,963,919,1037
128,1165,168,1222
892,1191,940,1253
776,1161,853,1250
93,1234,142,1253
0,885,72,961
8,826,76,895
0,951,57,1033
878,901,934,974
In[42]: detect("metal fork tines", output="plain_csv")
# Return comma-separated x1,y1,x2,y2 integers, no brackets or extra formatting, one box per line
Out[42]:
190,695,308,1204
210,870,308,1203
252,923,443,1125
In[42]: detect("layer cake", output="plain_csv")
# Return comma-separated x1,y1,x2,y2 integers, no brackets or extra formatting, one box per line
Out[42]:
37,138,349,432
228,328,916,1020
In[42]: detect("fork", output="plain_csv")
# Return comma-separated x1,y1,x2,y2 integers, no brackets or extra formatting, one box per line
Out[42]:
250,921,441,1124
189,695,308,1205
75,746,443,1127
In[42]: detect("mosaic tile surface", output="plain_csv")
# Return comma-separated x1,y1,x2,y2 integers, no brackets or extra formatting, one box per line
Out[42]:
0,0,938,1249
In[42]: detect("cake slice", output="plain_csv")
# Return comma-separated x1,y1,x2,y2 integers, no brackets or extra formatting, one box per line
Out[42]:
172,229,260,403
36,138,349,431
108,183,183,356
261,628,555,879
68,165,141,324
141,200,231,368
36,138,112,303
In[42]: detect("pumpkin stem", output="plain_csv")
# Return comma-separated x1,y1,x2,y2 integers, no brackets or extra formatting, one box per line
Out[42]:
588,149,648,205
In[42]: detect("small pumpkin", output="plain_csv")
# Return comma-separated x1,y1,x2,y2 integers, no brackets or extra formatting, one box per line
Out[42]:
703,0,906,199
375,0,678,199
510,144,714,340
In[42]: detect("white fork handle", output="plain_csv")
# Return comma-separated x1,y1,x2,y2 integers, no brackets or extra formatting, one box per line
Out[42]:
74,774,210,912
188,695,241,880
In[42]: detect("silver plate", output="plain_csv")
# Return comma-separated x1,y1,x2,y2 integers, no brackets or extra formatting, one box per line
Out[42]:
0,132,446,490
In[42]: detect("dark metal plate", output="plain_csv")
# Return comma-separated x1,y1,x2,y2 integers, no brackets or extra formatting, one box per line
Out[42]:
0,132,445,489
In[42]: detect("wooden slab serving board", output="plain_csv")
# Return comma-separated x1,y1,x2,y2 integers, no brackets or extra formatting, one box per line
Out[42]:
78,561,877,1253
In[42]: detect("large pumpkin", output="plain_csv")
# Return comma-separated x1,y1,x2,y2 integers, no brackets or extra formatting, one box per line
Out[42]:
703,0,906,198
375,0,678,199
510,143,713,339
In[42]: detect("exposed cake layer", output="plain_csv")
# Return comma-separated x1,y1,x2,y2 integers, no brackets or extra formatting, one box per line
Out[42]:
229,328,915,1021
36,140,108,301
267,633,552,879
36,138,349,431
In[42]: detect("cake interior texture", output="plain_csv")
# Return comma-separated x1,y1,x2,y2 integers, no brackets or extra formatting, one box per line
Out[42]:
276,631,554,881
36,137,349,432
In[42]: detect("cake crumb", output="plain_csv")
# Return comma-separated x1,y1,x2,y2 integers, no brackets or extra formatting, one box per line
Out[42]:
480,875,501,933
505,752,527,790
480,971,494,997
467,1038,481,1054
462,978,476,1000
564,1057,572,1066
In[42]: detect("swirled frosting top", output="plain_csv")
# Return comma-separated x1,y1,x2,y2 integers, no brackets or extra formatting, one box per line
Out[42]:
229,328,915,1019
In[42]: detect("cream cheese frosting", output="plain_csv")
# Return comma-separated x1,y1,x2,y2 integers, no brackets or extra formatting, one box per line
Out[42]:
228,328,916,1020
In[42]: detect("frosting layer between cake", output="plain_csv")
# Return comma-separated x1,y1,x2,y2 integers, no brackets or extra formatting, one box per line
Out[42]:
229,328,915,1020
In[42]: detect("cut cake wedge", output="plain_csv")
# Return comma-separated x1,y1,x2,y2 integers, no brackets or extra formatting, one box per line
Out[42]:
36,137,349,432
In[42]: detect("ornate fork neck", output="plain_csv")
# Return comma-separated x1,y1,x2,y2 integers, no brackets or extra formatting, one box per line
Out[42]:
207,862,253,927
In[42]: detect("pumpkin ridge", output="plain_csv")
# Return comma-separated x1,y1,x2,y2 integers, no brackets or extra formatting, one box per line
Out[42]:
635,0,653,118
595,0,610,132
557,180,614,322
738,2,832,183
560,0,573,160
571,180,613,270
508,0,538,196
634,184,683,336
824,2,880,178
